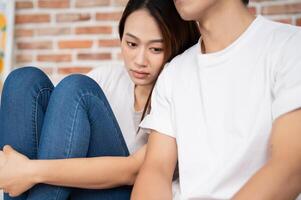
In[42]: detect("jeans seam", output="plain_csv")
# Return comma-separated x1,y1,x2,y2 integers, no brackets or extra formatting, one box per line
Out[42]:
68,93,128,159
35,92,126,200
95,97,129,155
34,87,53,156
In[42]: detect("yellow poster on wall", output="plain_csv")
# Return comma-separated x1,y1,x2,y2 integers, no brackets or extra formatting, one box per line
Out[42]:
0,0,14,93
0,14,6,90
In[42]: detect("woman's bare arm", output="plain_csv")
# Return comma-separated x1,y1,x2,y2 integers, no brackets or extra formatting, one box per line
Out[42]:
0,145,146,197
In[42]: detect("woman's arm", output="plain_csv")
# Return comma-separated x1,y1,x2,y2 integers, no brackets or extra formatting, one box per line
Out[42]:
0,145,146,197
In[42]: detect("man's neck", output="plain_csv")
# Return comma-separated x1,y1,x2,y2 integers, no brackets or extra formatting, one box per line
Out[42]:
197,0,255,54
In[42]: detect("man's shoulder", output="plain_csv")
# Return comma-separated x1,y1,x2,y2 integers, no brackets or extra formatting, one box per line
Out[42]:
253,16,301,61
165,43,199,74
260,16,301,44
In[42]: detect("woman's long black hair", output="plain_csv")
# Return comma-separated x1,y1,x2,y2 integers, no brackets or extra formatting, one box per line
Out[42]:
118,0,201,130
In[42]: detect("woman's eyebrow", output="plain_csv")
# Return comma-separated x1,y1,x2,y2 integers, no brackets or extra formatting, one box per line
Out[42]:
125,33,163,44
125,33,139,40
148,39,163,44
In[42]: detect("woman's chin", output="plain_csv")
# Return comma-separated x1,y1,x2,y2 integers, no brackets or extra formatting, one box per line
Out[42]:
133,79,154,87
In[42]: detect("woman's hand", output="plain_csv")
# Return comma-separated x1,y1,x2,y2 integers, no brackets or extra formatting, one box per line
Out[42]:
0,145,36,197
131,145,147,168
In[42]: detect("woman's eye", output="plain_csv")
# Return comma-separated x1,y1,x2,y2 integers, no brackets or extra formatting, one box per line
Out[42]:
126,41,137,48
150,47,163,54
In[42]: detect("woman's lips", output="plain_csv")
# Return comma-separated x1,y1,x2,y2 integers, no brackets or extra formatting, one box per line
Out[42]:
131,70,150,79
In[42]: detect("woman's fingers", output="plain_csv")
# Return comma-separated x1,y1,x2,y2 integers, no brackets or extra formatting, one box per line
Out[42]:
0,150,7,168
3,145,13,154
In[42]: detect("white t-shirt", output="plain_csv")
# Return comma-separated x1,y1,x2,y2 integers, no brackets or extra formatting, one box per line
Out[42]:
87,65,148,154
140,16,301,199
87,64,181,197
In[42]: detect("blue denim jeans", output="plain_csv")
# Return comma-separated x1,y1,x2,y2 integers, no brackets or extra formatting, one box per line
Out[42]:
0,66,132,200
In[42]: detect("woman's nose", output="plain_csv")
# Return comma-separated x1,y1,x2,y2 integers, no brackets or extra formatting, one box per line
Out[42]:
134,48,148,67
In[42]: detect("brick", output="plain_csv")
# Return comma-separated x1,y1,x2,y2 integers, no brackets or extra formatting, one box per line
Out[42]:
75,0,110,7
58,40,93,49
15,29,34,37
262,3,301,15
96,12,122,21
75,26,112,35
248,7,256,15
111,0,128,6
275,18,293,25
16,54,33,63
15,14,50,24
297,18,301,26
37,54,72,62
36,27,71,36
77,53,111,60
15,1,34,9
38,0,69,8
98,39,120,47
56,13,91,23
58,67,93,74
17,41,53,49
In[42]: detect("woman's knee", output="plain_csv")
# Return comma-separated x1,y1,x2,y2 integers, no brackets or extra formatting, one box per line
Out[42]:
55,74,102,95
3,66,52,91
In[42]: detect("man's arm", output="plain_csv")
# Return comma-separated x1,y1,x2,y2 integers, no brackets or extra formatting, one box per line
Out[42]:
233,109,301,200
131,131,178,200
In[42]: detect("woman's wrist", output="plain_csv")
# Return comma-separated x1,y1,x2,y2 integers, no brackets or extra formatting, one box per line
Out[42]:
27,160,44,185
128,145,147,184
127,156,141,185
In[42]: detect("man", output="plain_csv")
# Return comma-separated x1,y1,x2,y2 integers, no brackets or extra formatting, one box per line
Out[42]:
131,0,301,199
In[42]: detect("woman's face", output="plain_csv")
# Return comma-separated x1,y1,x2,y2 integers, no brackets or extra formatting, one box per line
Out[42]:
121,9,165,87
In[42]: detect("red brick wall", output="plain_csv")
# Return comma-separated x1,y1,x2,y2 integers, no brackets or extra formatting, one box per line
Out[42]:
13,0,301,83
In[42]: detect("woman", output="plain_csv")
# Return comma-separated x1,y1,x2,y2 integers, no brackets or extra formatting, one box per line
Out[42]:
0,0,200,199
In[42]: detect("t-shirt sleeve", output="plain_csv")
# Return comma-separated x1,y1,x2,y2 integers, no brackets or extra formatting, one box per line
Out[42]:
139,65,175,138
86,67,104,88
86,66,114,88
272,30,301,120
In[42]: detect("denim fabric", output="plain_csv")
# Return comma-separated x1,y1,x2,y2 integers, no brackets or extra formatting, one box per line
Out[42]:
0,66,132,200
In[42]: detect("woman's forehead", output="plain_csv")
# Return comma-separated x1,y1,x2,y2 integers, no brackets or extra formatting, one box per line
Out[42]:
123,10,163,41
